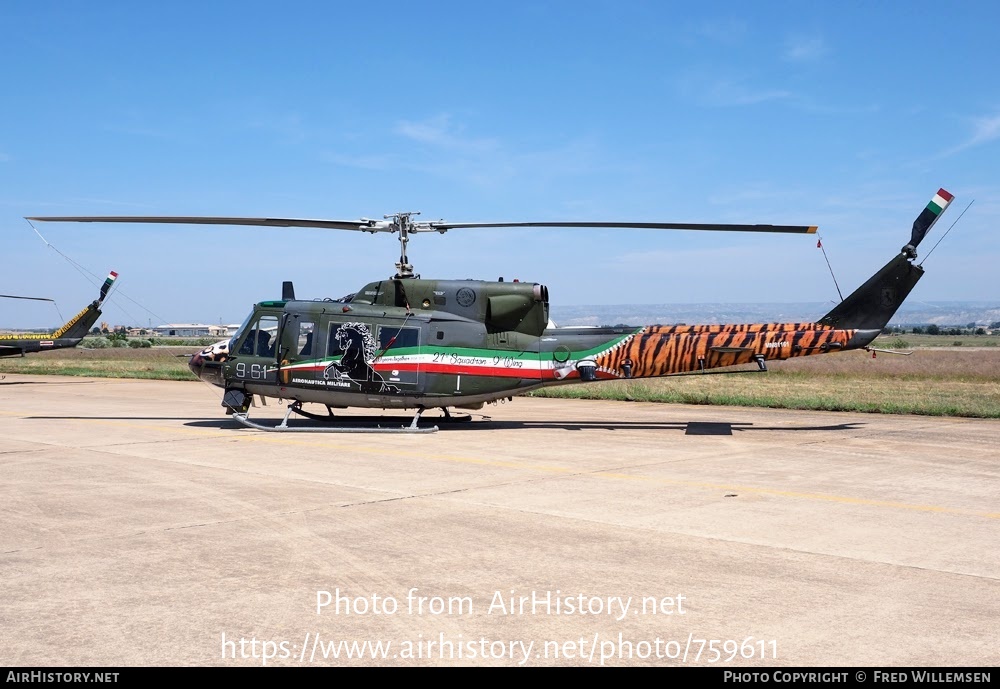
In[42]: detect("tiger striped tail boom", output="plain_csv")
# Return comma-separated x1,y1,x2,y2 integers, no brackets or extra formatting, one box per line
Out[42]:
536,189,954,385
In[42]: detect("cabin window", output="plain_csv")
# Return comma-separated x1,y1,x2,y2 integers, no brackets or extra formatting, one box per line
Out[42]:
297,321,315,357
376,325,420,387
237,315,278,357
378,326,419,351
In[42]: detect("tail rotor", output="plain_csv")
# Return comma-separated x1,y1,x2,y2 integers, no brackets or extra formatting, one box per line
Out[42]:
902,188,954,259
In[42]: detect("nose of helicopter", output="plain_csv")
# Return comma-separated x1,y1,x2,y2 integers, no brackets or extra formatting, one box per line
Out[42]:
189,340,229,387
188,350,206,375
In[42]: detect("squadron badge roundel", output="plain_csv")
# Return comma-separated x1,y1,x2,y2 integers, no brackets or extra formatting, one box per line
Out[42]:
456,288,476,307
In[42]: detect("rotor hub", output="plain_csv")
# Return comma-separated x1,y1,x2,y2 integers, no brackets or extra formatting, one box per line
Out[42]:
387,212,420,278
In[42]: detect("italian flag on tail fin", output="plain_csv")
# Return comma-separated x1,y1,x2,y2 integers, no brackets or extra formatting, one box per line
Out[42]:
99,270,118,303
903,188,953,258
928,188,954,215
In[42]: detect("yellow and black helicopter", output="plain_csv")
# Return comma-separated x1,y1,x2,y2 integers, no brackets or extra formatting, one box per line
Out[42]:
27,188,954,432
0,272,117,358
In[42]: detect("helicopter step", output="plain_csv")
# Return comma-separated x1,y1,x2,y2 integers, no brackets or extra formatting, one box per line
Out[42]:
231,401,440,433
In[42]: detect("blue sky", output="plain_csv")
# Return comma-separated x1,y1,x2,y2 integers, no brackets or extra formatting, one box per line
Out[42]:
2,1,998,327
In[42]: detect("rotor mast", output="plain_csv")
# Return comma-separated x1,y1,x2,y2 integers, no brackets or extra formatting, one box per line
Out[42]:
388,211,419,279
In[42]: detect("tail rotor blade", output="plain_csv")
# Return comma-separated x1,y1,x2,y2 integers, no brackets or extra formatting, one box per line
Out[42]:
99,270,118,303
903,188,954,258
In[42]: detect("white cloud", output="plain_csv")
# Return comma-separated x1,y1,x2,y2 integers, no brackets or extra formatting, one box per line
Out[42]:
394,114,499,154
326,114,601,190
675,68,792,107
323,152,397,171
784,36,827,62
962,112,1000,148
700,79,791,107
248,113,308,145
687,18,749,45
939,111,1000,157
102,123,183,141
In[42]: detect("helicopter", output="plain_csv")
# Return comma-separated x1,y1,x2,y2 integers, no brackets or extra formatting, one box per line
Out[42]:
26,188,954,432
0,272,117,358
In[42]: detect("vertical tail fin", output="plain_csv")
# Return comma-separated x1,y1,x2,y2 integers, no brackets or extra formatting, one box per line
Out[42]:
52,270,117,340
817,255,924,330
819,190,952,330
53,301,102,340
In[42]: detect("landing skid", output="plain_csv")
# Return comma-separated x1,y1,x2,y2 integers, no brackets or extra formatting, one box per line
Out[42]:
290,403,475,425
437,407,475,424
231,402,439,433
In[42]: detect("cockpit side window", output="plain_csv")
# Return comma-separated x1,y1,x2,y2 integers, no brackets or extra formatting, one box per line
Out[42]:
237,315,279,357
230,311,256,352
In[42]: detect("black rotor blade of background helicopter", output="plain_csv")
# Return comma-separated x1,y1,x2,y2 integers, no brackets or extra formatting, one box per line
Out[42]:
424,221,818,233
25,216,384,232
0,294,55,302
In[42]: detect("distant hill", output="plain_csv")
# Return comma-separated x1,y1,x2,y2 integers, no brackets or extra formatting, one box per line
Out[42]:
550,302,1000,328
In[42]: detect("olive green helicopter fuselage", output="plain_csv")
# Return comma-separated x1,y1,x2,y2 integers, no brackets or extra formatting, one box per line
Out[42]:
190,244,927,416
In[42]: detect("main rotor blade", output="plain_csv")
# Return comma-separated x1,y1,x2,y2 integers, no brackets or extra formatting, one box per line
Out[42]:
0,294,55,302
424,221,818,233
25,216,386,232
26,216,819,234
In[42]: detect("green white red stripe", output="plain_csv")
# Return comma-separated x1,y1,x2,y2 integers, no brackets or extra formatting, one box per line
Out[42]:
928,188,953,215
99,270,118,302
277,332,638,382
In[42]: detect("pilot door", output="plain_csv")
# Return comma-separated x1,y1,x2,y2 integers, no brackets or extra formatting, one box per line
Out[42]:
374,321,421,391
225,312,281,386
275,316,320,386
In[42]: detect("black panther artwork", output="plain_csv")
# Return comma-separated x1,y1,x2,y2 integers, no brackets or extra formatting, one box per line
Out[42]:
322,322,400,394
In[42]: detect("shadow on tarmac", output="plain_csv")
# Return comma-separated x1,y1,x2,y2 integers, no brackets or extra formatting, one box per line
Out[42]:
177,416,865,435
